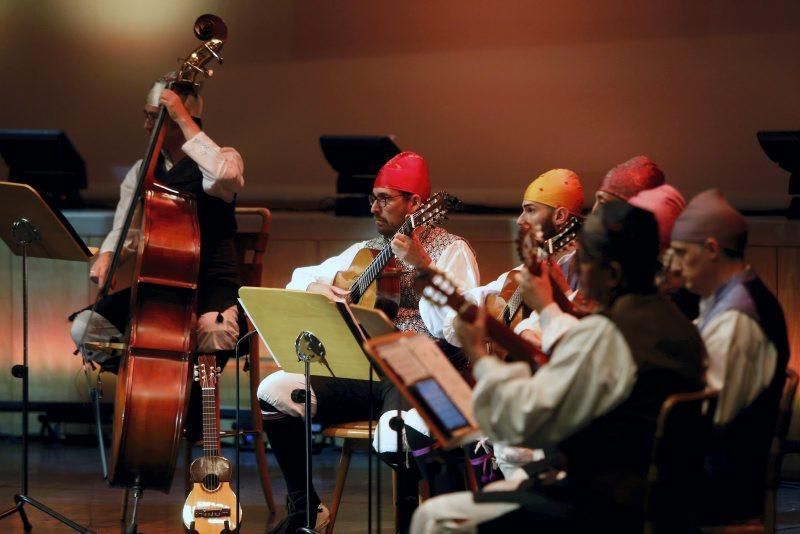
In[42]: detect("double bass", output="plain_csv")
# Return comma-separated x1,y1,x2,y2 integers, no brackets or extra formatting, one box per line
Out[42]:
93,15,228,493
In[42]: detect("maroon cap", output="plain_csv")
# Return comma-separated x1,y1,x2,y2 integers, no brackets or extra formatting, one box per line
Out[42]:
599,156,665,200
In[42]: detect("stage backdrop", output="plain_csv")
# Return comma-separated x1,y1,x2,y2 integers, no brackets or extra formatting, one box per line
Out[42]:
0,0,798,210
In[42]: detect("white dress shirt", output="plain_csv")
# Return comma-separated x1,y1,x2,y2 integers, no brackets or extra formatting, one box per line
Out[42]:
100,131,244,254
286,238,480,337
472,305,637,449
700,307,777,425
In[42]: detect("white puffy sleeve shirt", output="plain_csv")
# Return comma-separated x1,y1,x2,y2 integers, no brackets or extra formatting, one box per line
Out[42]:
434,266,523,347
471,305,637,449
100,131,244,254
287,239,480,337
701,309,777,424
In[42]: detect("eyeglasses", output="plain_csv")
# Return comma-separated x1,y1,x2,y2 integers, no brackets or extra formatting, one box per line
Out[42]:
368,193,407,208
142,110,160,123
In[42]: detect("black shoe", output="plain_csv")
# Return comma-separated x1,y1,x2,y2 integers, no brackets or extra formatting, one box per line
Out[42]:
268,491,322,534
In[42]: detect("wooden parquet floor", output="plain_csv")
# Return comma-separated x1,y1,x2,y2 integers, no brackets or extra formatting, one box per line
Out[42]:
0,439,395,533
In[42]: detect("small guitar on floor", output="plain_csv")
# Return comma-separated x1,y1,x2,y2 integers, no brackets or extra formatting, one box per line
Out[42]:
183,355,242,533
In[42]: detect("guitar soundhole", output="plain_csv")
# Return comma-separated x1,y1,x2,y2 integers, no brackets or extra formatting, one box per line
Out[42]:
202,474,220,492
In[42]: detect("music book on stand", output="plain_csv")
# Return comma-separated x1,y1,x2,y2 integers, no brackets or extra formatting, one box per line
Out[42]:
238,287,395,380
362,332,481,450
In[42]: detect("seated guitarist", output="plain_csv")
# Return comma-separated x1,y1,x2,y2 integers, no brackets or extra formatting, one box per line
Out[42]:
257,151,480,533
432,169,584,480
411,201,707,533
440,168,585,352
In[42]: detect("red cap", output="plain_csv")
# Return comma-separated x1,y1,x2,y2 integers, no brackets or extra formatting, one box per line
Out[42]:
599,156,665,200
374,151,431,200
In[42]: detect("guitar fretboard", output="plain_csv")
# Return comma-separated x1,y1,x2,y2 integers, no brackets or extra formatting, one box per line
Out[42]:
502,286,524,325
202,385,219,457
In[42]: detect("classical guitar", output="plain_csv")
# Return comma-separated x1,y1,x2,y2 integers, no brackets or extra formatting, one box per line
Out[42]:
182,355,242,533
417,267,546,372
485,215,582,330
517,221,594,318
333,191,461,310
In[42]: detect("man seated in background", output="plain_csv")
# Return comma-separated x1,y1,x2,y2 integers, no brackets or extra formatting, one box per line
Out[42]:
411,201,706,533
670,188,789,524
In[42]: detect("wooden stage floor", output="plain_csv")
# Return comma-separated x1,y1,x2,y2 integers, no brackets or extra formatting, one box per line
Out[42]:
0,438,395,533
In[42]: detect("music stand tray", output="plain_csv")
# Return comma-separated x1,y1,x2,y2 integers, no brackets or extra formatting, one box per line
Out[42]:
238,287,390,380
0,182,93,533
363,332,481,450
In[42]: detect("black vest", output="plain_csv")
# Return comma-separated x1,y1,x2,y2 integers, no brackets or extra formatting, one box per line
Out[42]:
701,270,789,519
155,155,240,314
558,293,706,514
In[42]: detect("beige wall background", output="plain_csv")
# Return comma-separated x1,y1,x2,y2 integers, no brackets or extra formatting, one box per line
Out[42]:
1,1,800,435
1,0,799,209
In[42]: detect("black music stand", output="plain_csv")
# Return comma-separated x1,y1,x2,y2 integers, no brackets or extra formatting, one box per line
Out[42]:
319,135,401,217
0,129,87,209
0,183,94,533
757,130,800,219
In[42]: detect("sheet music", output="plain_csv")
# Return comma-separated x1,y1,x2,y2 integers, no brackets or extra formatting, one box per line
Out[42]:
375,335,477,427
380,343,430,384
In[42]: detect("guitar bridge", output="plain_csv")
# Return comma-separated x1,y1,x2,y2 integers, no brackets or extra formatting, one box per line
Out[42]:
194,506,231,518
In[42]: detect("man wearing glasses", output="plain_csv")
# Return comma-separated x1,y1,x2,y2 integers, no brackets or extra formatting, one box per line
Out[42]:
258,151,480,533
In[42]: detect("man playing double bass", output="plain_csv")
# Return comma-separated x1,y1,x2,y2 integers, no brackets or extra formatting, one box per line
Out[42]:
70,74,245,440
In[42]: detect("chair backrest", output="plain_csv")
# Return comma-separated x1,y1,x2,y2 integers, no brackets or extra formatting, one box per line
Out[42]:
644,389,719,534
234,207,271,287
763,369,798,532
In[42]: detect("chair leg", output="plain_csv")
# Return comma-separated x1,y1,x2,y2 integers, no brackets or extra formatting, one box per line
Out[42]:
326,439,353,534
253,430,277,515
184,438,193,496
249,352,277,515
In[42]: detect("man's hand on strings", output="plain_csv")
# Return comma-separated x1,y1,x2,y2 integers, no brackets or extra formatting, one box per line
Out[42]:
454,307,490,365
89,251,113,288
307,282,351,302
392,226,432,268
516,263,555,314
159,89,201,140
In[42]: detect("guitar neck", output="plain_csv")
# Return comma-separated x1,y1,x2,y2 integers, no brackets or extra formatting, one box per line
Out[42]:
350,219,413,302
201,384,220,457
503,286,524,325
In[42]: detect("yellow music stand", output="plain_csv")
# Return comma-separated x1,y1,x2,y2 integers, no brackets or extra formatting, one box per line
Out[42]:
238,287,394,381
238,287,395,531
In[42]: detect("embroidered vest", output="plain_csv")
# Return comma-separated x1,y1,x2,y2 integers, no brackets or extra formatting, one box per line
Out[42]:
558,293,706,513
363,226,463,336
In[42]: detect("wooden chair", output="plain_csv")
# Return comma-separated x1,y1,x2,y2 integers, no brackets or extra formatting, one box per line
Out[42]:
183,207,276,515
644,389,719,534
322,420,375,534
322,419,477,534
701,369,799,534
